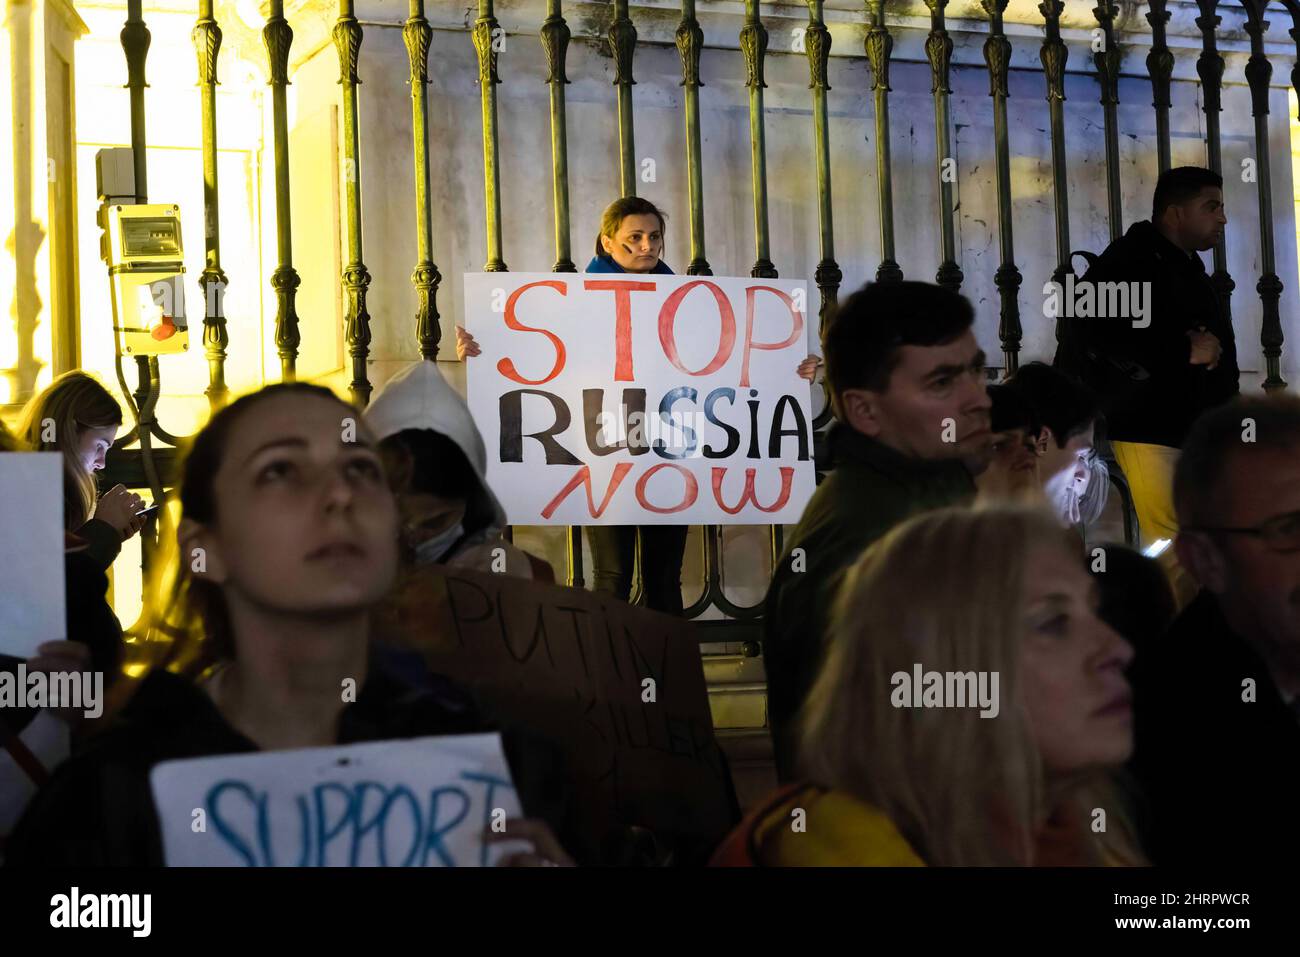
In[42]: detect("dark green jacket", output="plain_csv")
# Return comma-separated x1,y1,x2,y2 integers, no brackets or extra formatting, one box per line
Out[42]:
763,425,976,780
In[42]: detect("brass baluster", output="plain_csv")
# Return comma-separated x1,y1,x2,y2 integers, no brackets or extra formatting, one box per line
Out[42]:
805,0,841,339
924,0,961,290
334,0,372,407
1093,0,1123,241
264,0,301,380
1146,0,1174,174
742,0,776,280
1193,1,1235,335
403,1,443,360
981,0,1022,372
1241,0,1287,391
742,0,785,576
473,0,507,272
677,0,710,276
194,0,228,409
610,0,638,198
1039,0,1073,343
542,0,576,274
865,0,902,283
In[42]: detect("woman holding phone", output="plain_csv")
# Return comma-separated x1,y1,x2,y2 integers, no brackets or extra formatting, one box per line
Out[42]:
17,371,147,569
457,197,820,614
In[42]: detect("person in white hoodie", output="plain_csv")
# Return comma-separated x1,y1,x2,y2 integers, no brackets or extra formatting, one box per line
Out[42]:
365,360,551,581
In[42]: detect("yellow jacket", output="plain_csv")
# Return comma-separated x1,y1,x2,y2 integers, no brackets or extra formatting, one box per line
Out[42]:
712,783,925,867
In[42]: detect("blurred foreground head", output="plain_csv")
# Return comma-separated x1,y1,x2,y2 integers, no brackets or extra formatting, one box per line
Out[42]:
1175,394,1300,663
142,383,398,674
799,504,1135,865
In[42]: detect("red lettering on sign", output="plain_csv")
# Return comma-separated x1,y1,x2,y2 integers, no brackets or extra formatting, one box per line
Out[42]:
711,467,795,514
584,279,658,381
634,463,699,514
540,462,634,519
658,281,736,377
497,281,569,386
740,286,804,388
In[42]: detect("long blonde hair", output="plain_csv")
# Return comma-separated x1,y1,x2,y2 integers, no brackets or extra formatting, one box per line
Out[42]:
797,504,1136,866
17,371,123,530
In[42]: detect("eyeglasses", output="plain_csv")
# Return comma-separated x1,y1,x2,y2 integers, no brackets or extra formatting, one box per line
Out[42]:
1185,510,1300,553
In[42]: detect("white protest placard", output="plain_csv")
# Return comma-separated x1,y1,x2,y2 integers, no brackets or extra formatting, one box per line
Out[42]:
0,453,66,657
150,734,526,867
464,273,817,525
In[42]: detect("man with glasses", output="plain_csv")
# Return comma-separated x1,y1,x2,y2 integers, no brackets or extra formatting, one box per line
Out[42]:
1128,395,1300,865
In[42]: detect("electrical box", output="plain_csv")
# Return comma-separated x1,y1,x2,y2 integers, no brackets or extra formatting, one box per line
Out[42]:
101,203,189,357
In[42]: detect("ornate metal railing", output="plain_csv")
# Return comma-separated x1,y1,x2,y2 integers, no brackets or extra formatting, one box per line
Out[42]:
96,0,1299,628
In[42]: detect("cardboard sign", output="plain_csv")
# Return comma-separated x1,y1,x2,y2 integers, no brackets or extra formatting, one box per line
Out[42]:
380,565,737,864
0,453,66,657
464,272,817,525
149,734,525,867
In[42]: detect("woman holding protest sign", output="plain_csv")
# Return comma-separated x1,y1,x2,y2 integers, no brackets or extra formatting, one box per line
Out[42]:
17,371,147,570
5,383,574,867
456,196,821,614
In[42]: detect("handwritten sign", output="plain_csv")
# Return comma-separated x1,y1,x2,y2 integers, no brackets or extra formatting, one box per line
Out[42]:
0,453,66,657
464,272,817,525
379,566,737,865
149,734,525,867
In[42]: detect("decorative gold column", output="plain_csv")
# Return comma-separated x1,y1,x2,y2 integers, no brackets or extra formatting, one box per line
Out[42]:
473,0,507,272
924,0,961,290
865,0,901,283
982,0,1022,372
264,0,301,380
193,0,228,409
334,0,372,406
610,0,638,198
1241,0,1286,390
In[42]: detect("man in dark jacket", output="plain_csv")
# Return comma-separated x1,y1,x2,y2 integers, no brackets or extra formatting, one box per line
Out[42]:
1055,167,1238,601
1128,396,1300,865
764,281,992,780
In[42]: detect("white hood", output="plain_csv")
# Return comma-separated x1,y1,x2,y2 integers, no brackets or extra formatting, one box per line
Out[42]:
364,360,508,537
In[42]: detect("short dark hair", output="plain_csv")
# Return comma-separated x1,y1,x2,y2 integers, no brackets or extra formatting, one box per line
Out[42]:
595,196,668,259
1006,362,1099,449
1174,394,1300,528
1152,166,1223,222
1090,542,1176,655
987,383,1040,437
823,281,975,405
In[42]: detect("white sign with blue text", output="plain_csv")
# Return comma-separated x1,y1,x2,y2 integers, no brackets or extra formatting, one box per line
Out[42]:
0,452,66,658
150,734,525,867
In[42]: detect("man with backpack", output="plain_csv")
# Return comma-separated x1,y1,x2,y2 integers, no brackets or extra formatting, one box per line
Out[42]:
1054,166,1238,603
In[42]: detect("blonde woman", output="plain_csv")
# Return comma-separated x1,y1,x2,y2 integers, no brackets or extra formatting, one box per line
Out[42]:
714,505,1143,866
17,371,146,568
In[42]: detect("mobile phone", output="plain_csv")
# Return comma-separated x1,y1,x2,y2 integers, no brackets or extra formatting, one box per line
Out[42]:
1142,538,1172,558
135,503,162,519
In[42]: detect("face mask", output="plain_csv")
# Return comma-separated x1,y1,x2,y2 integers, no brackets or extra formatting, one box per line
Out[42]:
410,521,465,566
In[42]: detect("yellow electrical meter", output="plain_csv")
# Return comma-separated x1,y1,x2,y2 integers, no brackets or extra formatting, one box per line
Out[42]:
102,203,189,357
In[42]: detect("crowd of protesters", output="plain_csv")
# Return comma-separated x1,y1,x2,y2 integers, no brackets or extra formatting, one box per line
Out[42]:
2,170,1296,867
